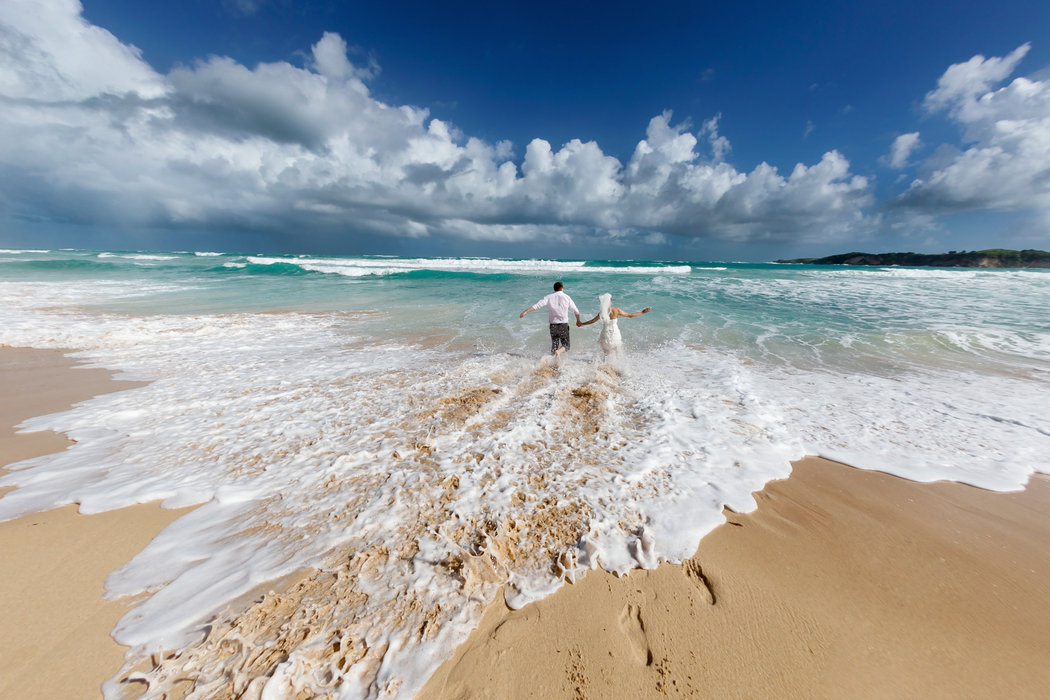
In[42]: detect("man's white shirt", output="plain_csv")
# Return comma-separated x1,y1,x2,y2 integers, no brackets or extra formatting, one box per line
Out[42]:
531,291,579,324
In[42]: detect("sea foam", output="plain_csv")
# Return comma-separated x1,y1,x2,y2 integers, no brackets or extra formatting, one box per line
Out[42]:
1,254,1049,698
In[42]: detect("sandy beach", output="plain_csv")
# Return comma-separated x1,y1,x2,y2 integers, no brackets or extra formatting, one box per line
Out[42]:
0,348,186,699
421,459,1050,698
2,346,1050,698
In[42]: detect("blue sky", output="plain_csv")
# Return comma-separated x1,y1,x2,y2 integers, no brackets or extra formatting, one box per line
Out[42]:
2,0,1049,261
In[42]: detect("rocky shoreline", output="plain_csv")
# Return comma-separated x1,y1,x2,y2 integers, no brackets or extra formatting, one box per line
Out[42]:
776,249,1050,268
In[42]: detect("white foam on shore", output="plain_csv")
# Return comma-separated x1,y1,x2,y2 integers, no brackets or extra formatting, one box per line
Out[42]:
1,267,1049,699
0,301,798,696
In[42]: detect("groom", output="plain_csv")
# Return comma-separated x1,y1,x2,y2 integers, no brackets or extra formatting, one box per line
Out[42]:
520,281,581,356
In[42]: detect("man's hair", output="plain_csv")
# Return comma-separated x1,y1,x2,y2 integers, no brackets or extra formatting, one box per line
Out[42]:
553,282,563,291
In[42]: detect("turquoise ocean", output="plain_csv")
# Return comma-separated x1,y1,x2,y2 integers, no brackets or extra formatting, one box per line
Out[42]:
2,248,1049,697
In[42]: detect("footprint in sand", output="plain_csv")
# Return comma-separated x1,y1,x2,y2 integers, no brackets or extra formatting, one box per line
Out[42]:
618,603,653,666
684,559,716,605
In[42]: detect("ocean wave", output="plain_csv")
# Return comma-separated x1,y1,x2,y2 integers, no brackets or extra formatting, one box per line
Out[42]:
1,258,112,272
243,256,694,277
97,252,178,261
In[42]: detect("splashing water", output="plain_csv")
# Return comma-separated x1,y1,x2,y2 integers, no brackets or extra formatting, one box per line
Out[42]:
1,249,1049,697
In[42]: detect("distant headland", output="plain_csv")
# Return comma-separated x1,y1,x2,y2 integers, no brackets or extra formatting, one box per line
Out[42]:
775,249,1050,268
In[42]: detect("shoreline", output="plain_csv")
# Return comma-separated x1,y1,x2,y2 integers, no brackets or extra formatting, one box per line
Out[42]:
420,459,1050,698
1,346,1049,697
0,347,187,699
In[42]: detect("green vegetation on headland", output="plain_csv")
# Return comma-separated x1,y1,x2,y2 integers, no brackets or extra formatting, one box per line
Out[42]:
776,249,1050,268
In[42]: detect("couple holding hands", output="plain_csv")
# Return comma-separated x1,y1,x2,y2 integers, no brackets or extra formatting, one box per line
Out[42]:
520,281,651,358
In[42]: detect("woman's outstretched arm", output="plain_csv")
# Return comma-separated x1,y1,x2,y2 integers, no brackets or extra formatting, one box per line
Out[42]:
577,314,600,327
616,307,651,318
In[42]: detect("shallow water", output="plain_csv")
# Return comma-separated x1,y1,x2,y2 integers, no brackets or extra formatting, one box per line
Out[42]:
2,249,1048,698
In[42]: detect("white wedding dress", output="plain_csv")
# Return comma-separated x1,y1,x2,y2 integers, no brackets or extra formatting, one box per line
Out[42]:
597,293,623,356
599,315,622,354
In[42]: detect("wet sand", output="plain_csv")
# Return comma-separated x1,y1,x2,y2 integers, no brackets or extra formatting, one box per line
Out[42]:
3,346,1050,698
0,347,186,699
419,462,1050,698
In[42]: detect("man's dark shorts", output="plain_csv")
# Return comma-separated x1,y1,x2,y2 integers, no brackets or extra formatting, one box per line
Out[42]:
549,323,570,354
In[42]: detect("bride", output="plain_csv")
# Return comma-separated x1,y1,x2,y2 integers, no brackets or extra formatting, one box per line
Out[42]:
577,293,651,358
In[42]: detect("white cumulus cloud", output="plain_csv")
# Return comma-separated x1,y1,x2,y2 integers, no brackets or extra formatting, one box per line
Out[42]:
894,44,1050,222
885,132,921,169
621,114,872,241
0,0,165,101
0,0,875,248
